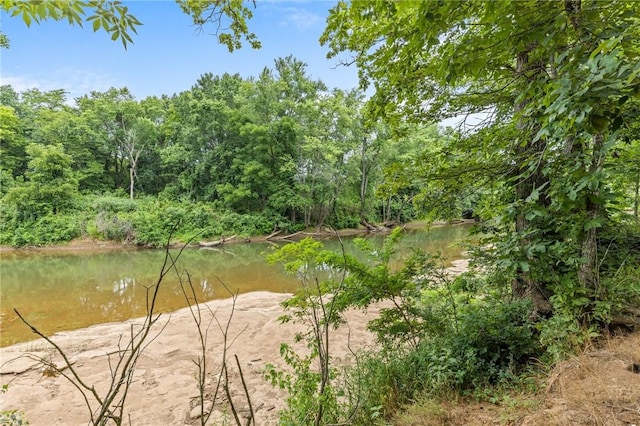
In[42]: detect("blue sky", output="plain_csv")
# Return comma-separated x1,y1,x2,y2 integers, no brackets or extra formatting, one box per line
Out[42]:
0,0,359,101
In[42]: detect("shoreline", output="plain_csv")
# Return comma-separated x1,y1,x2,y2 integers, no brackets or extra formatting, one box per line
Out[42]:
0,219,474,254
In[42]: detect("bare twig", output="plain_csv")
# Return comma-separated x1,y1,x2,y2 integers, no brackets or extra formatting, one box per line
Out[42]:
234,354,255,426
13,227,189,425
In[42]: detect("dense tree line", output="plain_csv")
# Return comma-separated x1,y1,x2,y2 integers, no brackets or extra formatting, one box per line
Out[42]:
0,57,465,246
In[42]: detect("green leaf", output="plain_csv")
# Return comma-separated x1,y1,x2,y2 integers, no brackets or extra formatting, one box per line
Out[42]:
36,2,47,20
526,188,539,203
22,11,32,27
584,218,602,231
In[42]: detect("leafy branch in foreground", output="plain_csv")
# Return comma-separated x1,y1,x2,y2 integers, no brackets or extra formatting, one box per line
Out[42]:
265,233,353,426
2,1,142,49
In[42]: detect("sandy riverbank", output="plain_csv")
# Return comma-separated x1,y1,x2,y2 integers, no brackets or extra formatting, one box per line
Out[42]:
0,292,343,425
1,257,469,425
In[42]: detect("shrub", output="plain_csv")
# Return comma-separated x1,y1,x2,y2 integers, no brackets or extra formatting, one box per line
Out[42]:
347,299,540,421
7,214,82,246
32,214,82,244
91,211,134,242
443,299,540,386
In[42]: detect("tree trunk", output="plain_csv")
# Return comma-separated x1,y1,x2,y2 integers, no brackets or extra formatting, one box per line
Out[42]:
127,147,140,200
114,151,120,189
577,133,605,320
359,137,378,222
511,49,553,320
634,169,639,220
359,158,369,221
129,166,135,199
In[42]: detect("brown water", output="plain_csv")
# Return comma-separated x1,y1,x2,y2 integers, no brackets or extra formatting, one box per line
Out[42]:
0,224,471,347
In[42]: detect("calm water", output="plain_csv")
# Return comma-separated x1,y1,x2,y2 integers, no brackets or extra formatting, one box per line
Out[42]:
0,224,471,346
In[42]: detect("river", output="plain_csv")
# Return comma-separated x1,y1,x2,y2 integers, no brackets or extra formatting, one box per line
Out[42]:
0,224,471,347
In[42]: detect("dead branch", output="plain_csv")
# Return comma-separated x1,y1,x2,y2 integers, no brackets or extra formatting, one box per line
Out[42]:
199,235,237,247
265,229,283,240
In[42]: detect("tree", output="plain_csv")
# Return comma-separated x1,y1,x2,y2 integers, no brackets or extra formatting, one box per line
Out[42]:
0,104,21,192
615,99,640,220
123,116,158,199
3,143,79,221
354,122,386,224
77,88,145,193
322,0,640,321
161,73,246,201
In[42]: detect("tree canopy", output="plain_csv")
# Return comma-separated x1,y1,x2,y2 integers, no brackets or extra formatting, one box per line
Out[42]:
323,0,640,320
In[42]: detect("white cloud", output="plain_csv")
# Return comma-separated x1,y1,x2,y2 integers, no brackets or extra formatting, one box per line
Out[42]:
280,7,323,31
0,68,115,102
0,75,42,93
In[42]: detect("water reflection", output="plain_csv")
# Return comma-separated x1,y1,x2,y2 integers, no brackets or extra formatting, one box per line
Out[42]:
114,277,135,296
0,224,472,346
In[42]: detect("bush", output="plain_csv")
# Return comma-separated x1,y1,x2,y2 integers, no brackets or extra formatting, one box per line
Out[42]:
444,299,540,386
267,231,543,424
33,215,82,244
340,300,540,423
7,214,82,247
90,195,137,213
90,211,134,242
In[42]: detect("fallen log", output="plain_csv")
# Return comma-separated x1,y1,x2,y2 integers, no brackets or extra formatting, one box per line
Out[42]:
199,235,236,248
265,230,283,241
271,231,304,241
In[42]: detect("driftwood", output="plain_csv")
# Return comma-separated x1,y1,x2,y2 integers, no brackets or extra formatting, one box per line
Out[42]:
264,230,283,241
269,231,305,242
360,219,393,233
199,235,236,248
270,229,358,242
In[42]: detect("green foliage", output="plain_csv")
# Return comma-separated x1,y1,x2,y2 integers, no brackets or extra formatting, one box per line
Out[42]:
90,195,137,213
0,213,82,247
266,231,543,423
0,59,444,245
0,409,29,426
265,237,349,425
265,343,342,426
0,386,29,425
176,0,260,51
322,0,640,333
540,259,640,362
2,0,142,49
3,143,80,222
340,298,541,424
